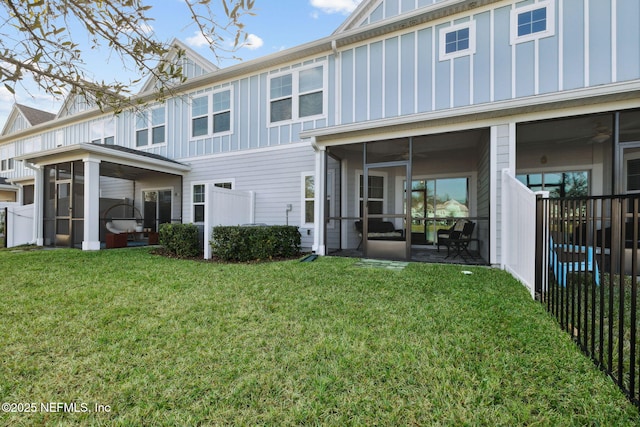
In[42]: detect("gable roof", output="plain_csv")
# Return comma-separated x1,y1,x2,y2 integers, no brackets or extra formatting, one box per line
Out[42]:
1,103,56,136
16,104,56,126
56,91,95,119
335,0,483,34
333,0,382,34
138,38,219,94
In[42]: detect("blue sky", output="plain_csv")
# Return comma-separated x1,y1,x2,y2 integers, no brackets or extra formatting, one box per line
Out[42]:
1,0,363,128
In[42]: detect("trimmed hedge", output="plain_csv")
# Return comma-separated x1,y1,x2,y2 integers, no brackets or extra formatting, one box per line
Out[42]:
210,225,301,261
159,223,201,257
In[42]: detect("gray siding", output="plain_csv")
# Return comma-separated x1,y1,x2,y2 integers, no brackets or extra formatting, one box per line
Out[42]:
476,133,491,262
183,144,316,249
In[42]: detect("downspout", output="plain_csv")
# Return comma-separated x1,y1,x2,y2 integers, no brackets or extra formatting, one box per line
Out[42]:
312,137,326,255
332,39,341,127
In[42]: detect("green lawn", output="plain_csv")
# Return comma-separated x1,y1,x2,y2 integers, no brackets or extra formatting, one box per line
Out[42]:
1,248,638,425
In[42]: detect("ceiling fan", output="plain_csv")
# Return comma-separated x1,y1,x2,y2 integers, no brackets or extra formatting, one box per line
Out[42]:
553,122,612,144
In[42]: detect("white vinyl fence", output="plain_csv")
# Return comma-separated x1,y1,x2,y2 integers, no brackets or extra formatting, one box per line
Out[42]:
204,186,255,259
501,169,548,298
1,203,34,248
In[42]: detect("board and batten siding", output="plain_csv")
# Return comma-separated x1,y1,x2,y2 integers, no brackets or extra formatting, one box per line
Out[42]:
183,144,316,249
359,0,449,27
131,56,335,161
339,0,640,125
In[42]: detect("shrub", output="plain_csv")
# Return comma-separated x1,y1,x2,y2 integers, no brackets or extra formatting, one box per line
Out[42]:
159,223,201,257
210,225,301,262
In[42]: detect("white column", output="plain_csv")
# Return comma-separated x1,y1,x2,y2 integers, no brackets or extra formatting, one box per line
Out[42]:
82,158,101,250
491,123,516,266
313,141,326,255
32,165,44,246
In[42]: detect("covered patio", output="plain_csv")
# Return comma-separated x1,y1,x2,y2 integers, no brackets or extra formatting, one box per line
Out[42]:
311,128,491,264
16,143,190,250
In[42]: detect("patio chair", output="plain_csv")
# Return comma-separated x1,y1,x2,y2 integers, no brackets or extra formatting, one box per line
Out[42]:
439,220,476,259
437,219,468,252
549,235,600,287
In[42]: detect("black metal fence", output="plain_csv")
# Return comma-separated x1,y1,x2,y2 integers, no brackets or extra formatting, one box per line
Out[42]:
536,195,640,407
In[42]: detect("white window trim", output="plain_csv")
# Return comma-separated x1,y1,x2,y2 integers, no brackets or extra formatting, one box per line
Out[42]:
302,172,315,227
191,179,236,224
135,104,167,148
510,0,555,45
1,144,16,172
189,87,234,140
268,63,327,127
192,183,207,224
439,21,476,61
90,118,116,145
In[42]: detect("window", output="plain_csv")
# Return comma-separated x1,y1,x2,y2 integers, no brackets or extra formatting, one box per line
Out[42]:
445,28,469,54
628,160,640,193
406,178,470,244
192,181,234,223
270,74,292,122
23,184,34,205
439,22,476,61
303,174,314,224
299,67,323,118
90,118,115,145
516,171,589,197
269,65,325,124
191,89,233,138
359,174,385,216
136,105,166,147
22,137,42,154
192,96,208,137
193,184,206,223
511,1,555,44
0,144,15,172
518,7,546,37
213,91,231,134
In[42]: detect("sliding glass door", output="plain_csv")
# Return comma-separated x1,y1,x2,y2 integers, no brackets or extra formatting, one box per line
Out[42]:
143,189,172,231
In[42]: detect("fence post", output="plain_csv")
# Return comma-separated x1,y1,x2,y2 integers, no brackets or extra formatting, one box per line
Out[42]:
2,207,6,248
535,195,543,300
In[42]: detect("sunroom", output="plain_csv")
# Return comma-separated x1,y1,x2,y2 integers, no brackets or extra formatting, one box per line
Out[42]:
310,127,491,264
15,143,190,250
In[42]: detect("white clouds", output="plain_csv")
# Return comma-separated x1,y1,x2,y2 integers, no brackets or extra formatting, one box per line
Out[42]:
185,31,209,48
186,31,264,52
241,34,264,51
310,0,362,15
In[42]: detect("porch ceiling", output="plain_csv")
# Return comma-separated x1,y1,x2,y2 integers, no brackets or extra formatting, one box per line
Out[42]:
327,129,486,159
518,111,640,146
15,142,190,176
